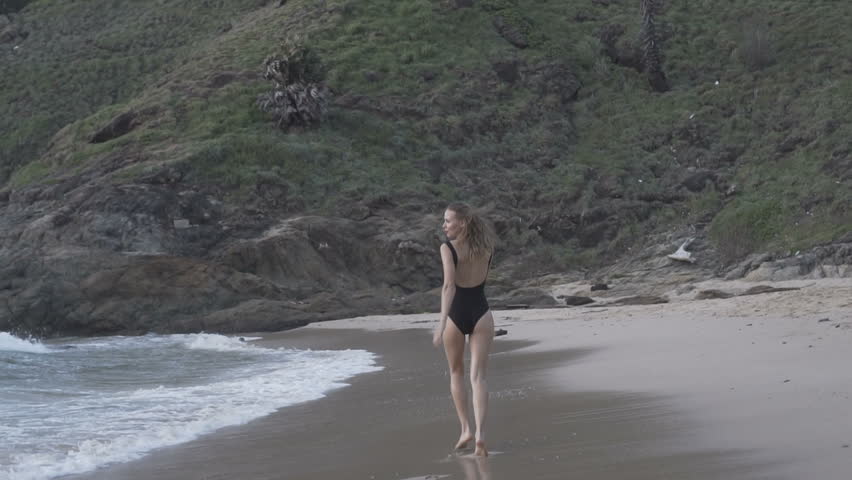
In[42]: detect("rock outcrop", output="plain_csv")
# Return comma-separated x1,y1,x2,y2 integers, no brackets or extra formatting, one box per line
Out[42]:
725,243,852,281
0,177,445,337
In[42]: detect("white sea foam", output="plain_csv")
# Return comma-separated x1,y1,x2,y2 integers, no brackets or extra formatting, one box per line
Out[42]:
0,332,50,354
180,333,268,353
0,335,382,480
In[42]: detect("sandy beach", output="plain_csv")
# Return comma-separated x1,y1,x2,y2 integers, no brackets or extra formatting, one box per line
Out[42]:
70,278,851,480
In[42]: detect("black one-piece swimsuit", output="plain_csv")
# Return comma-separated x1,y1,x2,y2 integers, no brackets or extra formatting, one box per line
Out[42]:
446,241,491,336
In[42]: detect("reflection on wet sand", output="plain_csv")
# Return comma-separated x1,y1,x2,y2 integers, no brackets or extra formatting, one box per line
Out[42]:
456,454,491,480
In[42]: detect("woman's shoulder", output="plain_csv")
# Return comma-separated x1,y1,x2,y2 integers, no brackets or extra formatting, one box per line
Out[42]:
441,240,459,265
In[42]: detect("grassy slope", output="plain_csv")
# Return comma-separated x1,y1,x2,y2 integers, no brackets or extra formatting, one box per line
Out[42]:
1,0,850,266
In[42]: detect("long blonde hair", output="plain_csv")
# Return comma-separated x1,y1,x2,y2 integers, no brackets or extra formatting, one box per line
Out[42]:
447,203,495,260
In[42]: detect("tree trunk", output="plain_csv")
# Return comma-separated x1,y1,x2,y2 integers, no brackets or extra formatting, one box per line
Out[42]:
640,0,669,92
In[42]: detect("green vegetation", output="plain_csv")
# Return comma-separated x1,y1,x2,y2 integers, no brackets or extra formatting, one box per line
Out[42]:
1,0,850,267
0,0,32,14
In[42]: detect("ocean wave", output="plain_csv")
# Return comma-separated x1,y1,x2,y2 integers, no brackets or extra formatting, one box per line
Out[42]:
0,333,50,354
178,333,271,353
1,346,382,480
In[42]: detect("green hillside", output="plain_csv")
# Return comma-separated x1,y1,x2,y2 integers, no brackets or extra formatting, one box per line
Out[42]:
2,0,850,268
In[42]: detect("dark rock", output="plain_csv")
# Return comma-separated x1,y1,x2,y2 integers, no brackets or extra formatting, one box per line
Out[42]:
341,202,371,221
822,146,851,181
181,299,312,333
740,285,800,296
591,283,609,291
709,144,745,166
255,180,289,207
637,191,685,203
593,175,622,198
528,211,579,243
495,328,508,336
493,16,529,49
419,69,437,82
494,287,557,307
695,289,733,300
577,221,615,248
817,318,830,323
0,23,19,44
681,169,717,192
363,70,383,83
400,290,441,314
138,164,188,185
525,61,581,104
90,111,138,144
724,252,773,280
599,23,641,70
493,59,520,84
561,295,595,306
608,295,669,306
217,215,438,294
777,135,808,154
208,72,239,88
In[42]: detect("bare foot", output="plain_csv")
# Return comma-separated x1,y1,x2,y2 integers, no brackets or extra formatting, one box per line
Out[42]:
455,432,474,450
474,440,488,457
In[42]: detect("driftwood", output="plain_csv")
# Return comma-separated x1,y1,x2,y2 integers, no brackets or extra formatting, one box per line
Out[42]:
257,40,330,131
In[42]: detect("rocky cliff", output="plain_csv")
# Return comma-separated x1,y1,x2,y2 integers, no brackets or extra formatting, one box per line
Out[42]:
1,0,850,337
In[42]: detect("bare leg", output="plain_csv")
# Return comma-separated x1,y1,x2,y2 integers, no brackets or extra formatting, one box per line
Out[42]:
443,319,473,449
469,311,494,456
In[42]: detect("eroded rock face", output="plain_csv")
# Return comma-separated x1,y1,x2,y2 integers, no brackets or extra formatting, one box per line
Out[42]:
0,176,446,337
734,243,852,281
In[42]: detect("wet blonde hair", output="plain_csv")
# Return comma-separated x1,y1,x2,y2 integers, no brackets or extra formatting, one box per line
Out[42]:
447,203,495,261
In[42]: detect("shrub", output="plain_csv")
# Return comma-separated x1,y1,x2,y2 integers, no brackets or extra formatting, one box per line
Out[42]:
738,17,775,71
709,198,784,262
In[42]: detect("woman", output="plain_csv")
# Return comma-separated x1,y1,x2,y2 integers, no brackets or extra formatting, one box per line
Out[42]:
432,203,496,457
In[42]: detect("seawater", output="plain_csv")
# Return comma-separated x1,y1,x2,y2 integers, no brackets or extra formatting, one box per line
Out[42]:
0,331,382,480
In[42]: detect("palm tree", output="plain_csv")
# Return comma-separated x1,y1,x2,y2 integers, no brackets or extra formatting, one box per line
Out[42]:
640,0,669,92
257,40,330,131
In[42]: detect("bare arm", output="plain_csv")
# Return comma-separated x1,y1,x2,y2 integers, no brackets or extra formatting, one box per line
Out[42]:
434,243,456,345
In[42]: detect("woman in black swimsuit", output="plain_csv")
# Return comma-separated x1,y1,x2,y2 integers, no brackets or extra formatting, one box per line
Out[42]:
432,203,495,457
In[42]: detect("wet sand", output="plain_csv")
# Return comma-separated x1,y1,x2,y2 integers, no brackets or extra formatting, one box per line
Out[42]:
70,278,851,480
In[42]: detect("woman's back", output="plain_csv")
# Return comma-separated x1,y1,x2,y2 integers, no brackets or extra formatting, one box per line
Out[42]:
448,240,491,288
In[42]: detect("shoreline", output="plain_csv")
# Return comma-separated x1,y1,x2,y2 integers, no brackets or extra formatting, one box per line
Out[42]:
68,278,851,480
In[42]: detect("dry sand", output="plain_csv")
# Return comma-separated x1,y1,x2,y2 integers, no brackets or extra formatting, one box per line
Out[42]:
71,278,851,480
